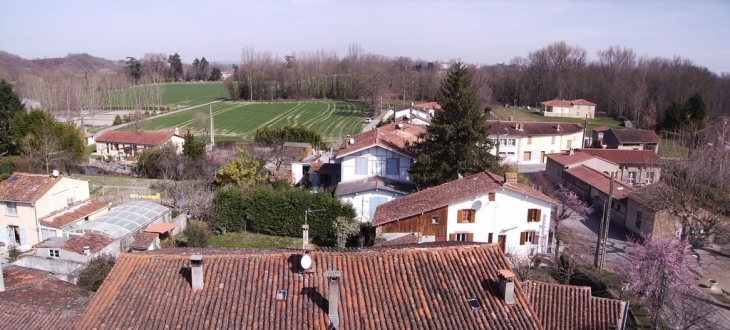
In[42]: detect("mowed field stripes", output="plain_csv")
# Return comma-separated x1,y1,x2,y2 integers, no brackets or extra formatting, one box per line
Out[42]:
126,100,368,145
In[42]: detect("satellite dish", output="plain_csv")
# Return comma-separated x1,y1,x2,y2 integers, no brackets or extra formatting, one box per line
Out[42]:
52,170,59,178
471,200,483,211
300,254,312,270
349,138,355,145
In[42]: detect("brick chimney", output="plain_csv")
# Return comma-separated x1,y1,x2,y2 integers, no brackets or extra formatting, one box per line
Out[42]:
326,270,343,327
503,172,518,184
498,269,516,305
190,255,204,291
83,246,90,256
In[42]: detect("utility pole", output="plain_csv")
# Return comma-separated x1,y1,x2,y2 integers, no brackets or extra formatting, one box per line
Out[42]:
595,171,616,269
582,113,589,148
495,119,502,156
209,103,214,146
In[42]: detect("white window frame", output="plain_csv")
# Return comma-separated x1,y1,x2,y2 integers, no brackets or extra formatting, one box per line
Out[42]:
507,139,516,146
5,202,18,216
49,249,60,258
455,233,468,241
524,232,535,244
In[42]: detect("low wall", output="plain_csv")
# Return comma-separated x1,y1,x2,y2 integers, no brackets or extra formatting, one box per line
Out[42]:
13,256,84,275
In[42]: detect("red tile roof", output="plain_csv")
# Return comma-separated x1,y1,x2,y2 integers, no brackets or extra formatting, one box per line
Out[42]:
564,165,634,199
35,232,115,254
606,128,660,143
523,281,626,330
486,121,583,136
335,122,425,158
0,172,63,203
334,175,416,196
580,149,662,165
0,266,90,330
95,130,179,145
40,199,109,229
540,99,596,107
372,172,554,226
414,102,441,109
77,244,545,330
545,151,606,167
1,265,53,289
129,232,158,250
592,126,611,132
373,233,419,247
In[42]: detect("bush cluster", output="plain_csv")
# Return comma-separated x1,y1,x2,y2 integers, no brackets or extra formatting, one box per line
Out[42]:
214,185,356,241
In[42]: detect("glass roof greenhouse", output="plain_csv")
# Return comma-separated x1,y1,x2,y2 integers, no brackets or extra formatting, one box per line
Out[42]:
67,201,170,238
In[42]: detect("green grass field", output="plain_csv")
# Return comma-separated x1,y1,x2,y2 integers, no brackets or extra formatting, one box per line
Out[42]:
107,82,229,109
125,100,368,145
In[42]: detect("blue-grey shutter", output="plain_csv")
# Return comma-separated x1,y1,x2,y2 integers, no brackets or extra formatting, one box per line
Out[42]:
0,226,6,246
19,227,27,245
369,197,389,221
357,158,368,175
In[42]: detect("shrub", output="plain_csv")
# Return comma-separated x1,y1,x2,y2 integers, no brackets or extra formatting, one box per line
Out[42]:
77,253,116,292
183,221,210,248
7,246,20,260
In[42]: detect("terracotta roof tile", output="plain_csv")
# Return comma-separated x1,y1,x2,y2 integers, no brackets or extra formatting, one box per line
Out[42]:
580,149,662,165
335,122,425,158
65,233,114,254
372,233,419,247
545,151,602,166
606,128,660,143
487,121,583,136
592,126,611,132
540,99,596,107
414,102,441,109
143,222,178,234
1,265,53,289
0,266,90,330
334,175,416,196
40,199,109,229
524,281,626,330
564,165,634,199
627,183,672,212
95,130,179,145
76,244,545,330
372,172,554,226
129,232,158,251
0,172,63,203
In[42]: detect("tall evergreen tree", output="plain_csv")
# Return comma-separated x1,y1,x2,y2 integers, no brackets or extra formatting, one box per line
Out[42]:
167,53,183,81
0,79,24,155
409,62,500,189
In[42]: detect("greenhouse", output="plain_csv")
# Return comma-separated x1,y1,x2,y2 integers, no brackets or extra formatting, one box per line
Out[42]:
67,201,170,238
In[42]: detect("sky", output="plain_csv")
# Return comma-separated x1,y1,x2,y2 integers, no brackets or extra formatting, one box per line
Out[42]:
2,0,729,74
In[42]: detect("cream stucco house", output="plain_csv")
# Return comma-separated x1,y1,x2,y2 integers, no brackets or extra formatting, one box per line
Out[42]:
95,129,185,159
487,120,585,166
540,99,596,118
0,173,108,247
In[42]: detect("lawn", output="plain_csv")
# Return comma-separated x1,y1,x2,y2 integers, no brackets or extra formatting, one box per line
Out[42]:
123,100,368,146
209,231,305,249
106,82,229,110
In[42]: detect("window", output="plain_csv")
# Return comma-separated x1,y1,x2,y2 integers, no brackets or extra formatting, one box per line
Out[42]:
488,233,493,243
646,172,655,185
507,139,516,146
488,192,495,201
520,231,538,245
355,157,367,175
577,104,581,109
450,233,474,242
5,202,17,216
576,111,580,117
527,136,533,144
458,209,476,223
369,197,389,221
566,139,572,149
432,216,439,224
523,151,532,161
527,209,542,222
49,249,59,258
386,158,399,176
41,228,57,240
499,139,507,146
551,136,556,144
635,211,643,229
627,172,636,185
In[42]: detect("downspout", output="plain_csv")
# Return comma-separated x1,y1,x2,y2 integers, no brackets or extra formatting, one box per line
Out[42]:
33,202,41,243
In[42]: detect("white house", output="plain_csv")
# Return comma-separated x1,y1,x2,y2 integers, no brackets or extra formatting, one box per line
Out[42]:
487,120,585,165
382,104,435,126
540,99,596,118
333,122,424,221
0,172,106,247
373,172,555,256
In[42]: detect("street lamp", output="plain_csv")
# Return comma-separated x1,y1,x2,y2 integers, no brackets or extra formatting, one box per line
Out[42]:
594,172,623,270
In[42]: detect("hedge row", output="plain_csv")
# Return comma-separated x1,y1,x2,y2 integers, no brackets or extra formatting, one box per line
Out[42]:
214,186,356,240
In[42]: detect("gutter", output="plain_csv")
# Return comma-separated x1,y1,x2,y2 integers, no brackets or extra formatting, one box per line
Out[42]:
33,201,41,244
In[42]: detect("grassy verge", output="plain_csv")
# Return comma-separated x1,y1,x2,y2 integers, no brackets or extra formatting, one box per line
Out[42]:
658,138,690,158
209,231,306,249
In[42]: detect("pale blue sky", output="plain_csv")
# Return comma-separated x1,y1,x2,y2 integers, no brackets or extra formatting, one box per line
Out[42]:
2,0,729,73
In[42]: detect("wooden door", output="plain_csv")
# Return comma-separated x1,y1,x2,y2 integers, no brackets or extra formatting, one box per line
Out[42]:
497,235,506,252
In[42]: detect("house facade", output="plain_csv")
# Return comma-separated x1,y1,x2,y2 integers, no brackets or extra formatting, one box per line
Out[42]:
33,232,118,263
580,149,662,186
335,176,415,222
561,165,634,227
545,150,618,185
0,173,97,247
540,99,596,118
487,120,585,165
383,103,435,126
373,172,554,255
95,129,185,159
